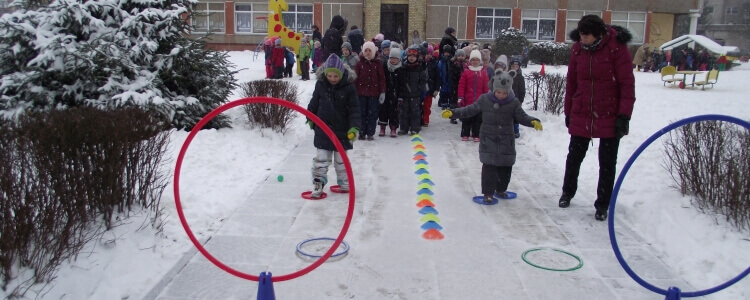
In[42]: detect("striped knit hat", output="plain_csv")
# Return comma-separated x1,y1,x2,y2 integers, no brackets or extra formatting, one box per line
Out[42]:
323,54,346,77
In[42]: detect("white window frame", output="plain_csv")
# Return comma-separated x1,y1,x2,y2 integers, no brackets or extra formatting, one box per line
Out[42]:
235,3,269,34
726,7,739,15
565,10,602,42
611,11,646,44
282,4,313,33
474,7,512,40
192,2,226,34
521,9,557,41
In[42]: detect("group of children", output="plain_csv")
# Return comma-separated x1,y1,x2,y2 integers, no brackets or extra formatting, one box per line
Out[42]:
303,32,541,202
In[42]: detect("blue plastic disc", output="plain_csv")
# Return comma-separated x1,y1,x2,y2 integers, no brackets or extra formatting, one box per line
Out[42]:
494,191,517,200
472,196,499,205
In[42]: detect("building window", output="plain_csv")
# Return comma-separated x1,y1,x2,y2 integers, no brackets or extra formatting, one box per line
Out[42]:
475,8,512,40
521,9,556,41
236,3,268,34
611,11,646,44
565,10,602,42
282,4,313,33
704,6,714,14
192,2,225,34
726,7,739,14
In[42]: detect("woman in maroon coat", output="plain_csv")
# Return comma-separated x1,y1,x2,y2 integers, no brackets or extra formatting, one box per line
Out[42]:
558,15,635,221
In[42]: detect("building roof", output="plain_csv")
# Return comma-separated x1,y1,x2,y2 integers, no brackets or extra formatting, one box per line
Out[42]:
659,34,739,54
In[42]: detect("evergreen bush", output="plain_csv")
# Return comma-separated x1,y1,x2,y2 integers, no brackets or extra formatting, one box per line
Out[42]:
0,0,236,130
529,41,571,65
492,28,529,58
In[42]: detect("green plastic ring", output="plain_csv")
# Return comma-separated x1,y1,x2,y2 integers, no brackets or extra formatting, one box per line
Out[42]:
521,247,584,272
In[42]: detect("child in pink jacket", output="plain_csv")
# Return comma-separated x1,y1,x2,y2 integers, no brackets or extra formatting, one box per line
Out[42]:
456,50,489,141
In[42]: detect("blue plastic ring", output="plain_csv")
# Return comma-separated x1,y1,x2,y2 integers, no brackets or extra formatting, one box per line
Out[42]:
296,237,350,258
609,114,750,297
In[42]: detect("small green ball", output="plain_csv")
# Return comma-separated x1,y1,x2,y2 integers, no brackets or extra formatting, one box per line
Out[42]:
277,175,284,182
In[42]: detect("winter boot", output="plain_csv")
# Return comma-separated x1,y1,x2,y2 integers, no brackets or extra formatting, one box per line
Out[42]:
595,208,608,221
311,178,324,198
379,125,386,137
558,194,572,208
483,194,494,204
390,128,397,137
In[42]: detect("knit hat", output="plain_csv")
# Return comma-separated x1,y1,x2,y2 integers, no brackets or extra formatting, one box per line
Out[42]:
433,50,440,59
362,41,378,59
390,41,401,50
389,48,402,59
427,44,434,54
274,38,282,46
442,44,454,55
323,54,346,78
494,55,508,71
455,49,466,58
381,40,392,50
510,59,521,67
341,42,353,52
374,33,384,41
406,46,419,57
491,69,515,92
314,40,321,48
445,27,456,35
469,49,481,61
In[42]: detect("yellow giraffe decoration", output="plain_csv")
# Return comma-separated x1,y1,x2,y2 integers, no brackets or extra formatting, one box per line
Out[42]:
268,0,304,53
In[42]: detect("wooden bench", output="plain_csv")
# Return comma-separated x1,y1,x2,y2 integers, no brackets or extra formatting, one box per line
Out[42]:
660,66,684,86
693,70,719,90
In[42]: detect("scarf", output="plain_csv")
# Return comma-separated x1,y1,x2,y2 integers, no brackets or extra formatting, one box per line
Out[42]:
581,37,603,51
388,60,402,72
488,89,515,106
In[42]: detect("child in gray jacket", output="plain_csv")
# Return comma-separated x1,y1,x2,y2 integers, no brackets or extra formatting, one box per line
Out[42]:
442,69,543,203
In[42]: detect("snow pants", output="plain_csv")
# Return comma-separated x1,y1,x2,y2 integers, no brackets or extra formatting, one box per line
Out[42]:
399,97,422,133
378,97,399,130
422,94,433,125
460,114,481,138
562,135,620,211
359,96,378,137
481,164,512,195
311,148,348,188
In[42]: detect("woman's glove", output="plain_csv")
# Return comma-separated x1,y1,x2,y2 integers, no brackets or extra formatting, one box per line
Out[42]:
441,110,453,119
615,114,630,138
306,120,315,130
347,127,359,140
531,120,543,131
378,93,385,104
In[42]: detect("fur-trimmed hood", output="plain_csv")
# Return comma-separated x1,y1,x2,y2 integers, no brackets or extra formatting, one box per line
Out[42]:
315,62,357,83
569,25,632,45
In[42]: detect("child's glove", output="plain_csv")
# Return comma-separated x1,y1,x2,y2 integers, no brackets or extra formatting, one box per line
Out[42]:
347,127,359,140
457,98,464,106
441,110,453,119
398,98,404,105
432,91,439,97
615,114,630,138
531,120,543,131
378,93,385,104
306,120,314,130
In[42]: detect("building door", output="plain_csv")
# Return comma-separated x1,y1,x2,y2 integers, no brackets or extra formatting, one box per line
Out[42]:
380,4,408,46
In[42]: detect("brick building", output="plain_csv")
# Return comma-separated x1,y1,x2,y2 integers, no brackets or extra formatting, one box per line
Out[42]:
189,0,700,51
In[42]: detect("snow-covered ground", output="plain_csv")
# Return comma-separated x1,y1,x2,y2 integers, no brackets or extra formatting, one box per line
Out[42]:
3,51,750,299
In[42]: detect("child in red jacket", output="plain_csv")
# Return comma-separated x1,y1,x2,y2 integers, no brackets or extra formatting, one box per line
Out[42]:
456,50,489,141
271,38,285,79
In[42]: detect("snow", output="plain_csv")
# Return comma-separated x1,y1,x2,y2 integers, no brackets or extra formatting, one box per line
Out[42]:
3,51,750,299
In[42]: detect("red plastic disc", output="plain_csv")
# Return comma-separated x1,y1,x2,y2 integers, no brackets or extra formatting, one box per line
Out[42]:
329,185,348,193
301,191,328,199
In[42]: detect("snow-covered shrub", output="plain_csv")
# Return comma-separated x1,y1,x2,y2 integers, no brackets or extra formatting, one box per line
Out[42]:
238,80,299,133
524,71,566,114
529,41,571,65
492,27,529,58
0,107,169,296
0,0,236,130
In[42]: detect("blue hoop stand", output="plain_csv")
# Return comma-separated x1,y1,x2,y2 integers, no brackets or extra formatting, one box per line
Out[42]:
609,114,750,299
257,271,275,300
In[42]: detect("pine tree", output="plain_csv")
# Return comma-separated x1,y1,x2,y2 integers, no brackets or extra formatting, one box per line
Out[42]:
0,0,236,130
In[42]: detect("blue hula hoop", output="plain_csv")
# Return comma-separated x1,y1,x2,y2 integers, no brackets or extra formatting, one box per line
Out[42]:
296,237,350,258
609,114,750,297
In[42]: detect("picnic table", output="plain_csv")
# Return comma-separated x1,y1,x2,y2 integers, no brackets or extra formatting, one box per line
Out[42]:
675,70,706,87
